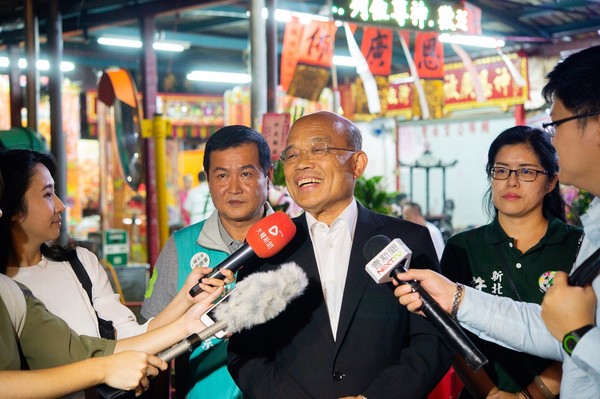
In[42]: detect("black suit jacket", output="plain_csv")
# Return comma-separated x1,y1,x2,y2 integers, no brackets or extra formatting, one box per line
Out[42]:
228,205,453,398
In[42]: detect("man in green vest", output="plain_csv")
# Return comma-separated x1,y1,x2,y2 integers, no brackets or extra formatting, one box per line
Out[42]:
142,125,274,398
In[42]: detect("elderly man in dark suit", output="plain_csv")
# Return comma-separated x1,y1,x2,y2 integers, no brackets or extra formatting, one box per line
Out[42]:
228,111,453,398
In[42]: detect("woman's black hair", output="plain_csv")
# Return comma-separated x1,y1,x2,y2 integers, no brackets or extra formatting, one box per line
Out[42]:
483,126,567,222
0,149,73,274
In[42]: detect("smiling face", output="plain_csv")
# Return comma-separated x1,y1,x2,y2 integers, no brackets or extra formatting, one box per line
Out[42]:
207,143,272,230
283,112,368,224
12,163,65,246
491,143,557,221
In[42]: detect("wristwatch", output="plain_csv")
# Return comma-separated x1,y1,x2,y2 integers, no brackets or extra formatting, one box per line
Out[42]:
562,324,595,356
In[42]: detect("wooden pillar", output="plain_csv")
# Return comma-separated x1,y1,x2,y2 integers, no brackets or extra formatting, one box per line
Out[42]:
8,45,23,127
250,0,267,129
140,14,160,267
24,0,40,132
266,0,277,113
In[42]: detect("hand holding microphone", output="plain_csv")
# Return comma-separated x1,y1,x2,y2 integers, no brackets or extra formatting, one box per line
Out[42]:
189,211,297,297
98,262,308,399
364,235,488,371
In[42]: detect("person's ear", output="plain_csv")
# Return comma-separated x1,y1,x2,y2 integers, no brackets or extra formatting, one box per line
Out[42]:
352,151,368,179
266,164,274,190
546,173,559,194
12,212,24,223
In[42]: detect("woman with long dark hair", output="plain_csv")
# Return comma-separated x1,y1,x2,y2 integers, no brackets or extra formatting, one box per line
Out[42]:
441,126,582,398
0,149,231,347
0,157,226,398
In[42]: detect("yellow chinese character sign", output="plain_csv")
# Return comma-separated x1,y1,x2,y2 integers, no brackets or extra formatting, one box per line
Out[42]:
332,0,473,33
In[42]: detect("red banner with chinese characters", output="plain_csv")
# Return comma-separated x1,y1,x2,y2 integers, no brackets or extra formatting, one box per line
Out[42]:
414,32,444,79
387,53,529,117
361,27,393,76
280,16,303,92
443,53,529,110
287,20,338,101
296,20,337,68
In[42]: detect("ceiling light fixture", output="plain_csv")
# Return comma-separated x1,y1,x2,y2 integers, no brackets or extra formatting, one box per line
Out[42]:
0,57,75,72
98,36,190,52
187,70,251,84
439,33,505,48
97,36,143,48
152,40,190,52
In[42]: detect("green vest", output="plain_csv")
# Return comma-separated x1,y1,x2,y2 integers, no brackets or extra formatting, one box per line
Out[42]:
173,220,242,399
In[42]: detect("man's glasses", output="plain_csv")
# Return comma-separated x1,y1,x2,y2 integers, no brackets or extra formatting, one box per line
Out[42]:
489,167,548,182
280,142,355,163
542,110,600,137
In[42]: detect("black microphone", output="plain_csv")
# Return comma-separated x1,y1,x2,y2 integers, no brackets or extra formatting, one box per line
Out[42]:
364,235,488,371
189,212,296,297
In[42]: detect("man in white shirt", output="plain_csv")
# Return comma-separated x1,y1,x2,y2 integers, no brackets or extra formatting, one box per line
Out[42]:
184,170,215,224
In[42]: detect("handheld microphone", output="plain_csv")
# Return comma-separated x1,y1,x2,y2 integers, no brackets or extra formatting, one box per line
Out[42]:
189,211,297,297
97,262,308,399
364,235,488,371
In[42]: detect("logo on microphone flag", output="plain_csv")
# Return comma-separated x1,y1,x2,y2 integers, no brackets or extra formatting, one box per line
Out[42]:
365,238,412,283
246,212,297,258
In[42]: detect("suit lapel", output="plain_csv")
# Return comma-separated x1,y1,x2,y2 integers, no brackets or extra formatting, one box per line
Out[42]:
335,206,382,346
294,216,337,344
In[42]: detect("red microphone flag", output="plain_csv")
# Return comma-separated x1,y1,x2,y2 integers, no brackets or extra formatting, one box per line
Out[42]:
246,212,296,258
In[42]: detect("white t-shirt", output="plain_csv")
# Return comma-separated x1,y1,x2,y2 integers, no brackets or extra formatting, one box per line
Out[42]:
7,247,149,338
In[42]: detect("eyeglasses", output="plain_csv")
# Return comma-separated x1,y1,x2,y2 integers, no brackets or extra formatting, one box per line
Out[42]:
542,110,600,137
280,142,355,163
489,167,548,182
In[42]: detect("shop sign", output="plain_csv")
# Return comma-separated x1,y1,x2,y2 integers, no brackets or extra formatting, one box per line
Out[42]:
89,229,130,267
387,53,528,116
85,92,224,139
331,0,470,33
443,53,528,111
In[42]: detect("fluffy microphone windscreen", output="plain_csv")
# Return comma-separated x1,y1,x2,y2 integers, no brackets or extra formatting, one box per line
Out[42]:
245,211,297,258
213,262,308,333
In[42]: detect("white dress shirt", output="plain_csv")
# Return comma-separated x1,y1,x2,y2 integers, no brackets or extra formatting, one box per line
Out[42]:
306,200,358,338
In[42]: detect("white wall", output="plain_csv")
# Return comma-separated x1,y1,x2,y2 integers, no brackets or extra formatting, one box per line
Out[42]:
357,114,517,229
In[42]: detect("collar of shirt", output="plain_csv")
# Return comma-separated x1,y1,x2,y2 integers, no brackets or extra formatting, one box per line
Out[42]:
577,197,600,267
217,215,245,252
484,215,574,246
216,203,274,253
306,199,359,237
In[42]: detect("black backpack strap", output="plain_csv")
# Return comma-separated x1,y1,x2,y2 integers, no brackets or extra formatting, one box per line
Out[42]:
68,249,116,340
68,249,95,306
569,246,600,287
